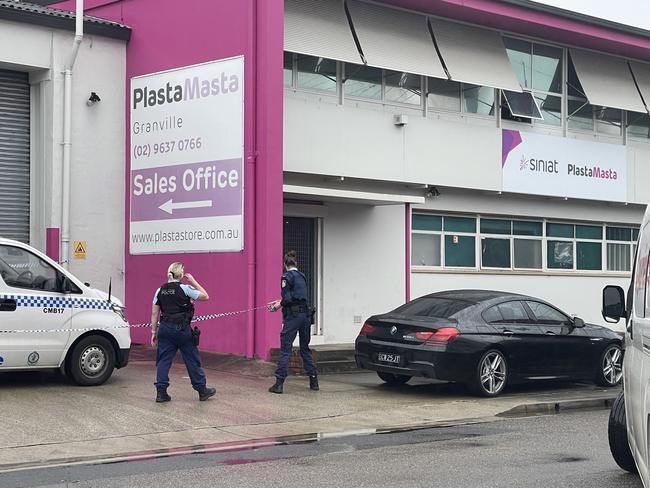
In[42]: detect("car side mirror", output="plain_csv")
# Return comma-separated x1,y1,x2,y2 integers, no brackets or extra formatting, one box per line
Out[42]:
603,285,626,323
572,317,585,328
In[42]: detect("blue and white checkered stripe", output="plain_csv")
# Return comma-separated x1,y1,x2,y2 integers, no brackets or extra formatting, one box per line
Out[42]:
0,294,111,310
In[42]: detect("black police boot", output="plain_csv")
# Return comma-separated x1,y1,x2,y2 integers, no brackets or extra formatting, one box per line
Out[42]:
268,378,284,394
155,388,171,403
198,386,217,401
309,376,319,391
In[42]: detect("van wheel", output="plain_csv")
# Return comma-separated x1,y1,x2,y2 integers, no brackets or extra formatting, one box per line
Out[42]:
608,392,638,473
596,343,624,387
471,350,508,397
377,371,411,385
68,336,115,386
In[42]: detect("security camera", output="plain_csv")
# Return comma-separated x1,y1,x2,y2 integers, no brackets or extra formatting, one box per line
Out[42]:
426,187,440,198
87,92,101,106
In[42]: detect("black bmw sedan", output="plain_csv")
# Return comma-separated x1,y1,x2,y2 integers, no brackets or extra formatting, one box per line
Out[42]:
355,290,623,397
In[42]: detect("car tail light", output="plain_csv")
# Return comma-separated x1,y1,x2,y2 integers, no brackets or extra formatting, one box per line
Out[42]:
358,322,377,336
420,327,460,345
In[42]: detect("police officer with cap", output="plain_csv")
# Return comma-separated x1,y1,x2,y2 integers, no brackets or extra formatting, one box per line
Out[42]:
150,262,216,402
268,250,318,394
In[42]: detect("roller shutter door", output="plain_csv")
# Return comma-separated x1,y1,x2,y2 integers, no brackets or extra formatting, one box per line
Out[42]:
0,69,30,243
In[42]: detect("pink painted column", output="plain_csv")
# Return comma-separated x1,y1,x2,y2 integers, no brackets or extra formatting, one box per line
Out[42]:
46,228,60,263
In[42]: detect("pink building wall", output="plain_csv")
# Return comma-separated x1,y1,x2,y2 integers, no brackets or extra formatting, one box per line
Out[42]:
55,0,284,359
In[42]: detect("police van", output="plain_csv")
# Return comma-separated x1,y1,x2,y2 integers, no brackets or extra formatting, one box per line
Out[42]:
604,204,650,485
0,238,130,386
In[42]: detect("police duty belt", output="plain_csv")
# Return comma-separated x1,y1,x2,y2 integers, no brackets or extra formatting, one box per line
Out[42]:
0,305,270,334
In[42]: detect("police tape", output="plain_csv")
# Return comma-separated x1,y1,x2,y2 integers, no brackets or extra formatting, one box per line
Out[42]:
0,305,271,334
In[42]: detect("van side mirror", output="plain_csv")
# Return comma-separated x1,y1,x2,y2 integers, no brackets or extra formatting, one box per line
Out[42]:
603,285,626,323
573,317,585,328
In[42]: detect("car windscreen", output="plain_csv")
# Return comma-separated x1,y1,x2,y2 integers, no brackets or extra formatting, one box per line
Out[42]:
393,297,473,318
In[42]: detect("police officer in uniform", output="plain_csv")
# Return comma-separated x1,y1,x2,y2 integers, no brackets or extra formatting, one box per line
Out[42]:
150,262,216,402
268,251,318,394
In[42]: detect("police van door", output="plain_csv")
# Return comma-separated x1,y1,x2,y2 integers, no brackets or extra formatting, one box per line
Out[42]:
0,243,72,368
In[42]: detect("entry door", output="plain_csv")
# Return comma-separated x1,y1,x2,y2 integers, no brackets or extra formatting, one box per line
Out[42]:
283,216,318,333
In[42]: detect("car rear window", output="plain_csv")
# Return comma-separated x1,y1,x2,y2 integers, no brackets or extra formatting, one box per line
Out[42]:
393,297,473,318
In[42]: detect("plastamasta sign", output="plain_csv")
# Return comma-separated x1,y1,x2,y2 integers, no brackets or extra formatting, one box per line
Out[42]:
502,129,627,202
129,57,244,255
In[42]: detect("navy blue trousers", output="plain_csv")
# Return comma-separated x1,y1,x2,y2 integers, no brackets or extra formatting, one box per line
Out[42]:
275,312,318,380
155,321,206,391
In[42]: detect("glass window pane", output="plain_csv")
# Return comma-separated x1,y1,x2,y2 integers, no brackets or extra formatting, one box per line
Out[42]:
445,235,476,267
568,100,594,131
568,54,586,98
577,242,602,270
385,71,421,106
607,227,632,241
628,112,650,139
482,238,511,268
548,241,574,269
463,85,495,116
413,214,442,231
0,245,62,292
393,297,473,318
284,52,293,87
576,225,602,240
503,90,543,119
480,219,511,235
297,55,337,92
504,37,532,90
633,229,640,241
514,239,542,269
535,93,562,126
496,301,530,322
427,78,461,112
526,301,569,324
596,107,622,136
444,216,476,233
533,44,562,94
513,221,543,236
547,223,574,238
607,243,631,271
483,306,503,323
344,64,381,100
412,234,441,266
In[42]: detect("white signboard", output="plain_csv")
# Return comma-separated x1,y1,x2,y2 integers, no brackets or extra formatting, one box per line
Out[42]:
502,129,627,202
129,57,244,255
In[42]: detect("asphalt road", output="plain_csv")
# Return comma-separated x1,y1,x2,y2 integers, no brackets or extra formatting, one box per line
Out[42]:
1,409,642,488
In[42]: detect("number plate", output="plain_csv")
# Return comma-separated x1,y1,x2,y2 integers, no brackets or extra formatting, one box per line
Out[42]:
377,353,400,364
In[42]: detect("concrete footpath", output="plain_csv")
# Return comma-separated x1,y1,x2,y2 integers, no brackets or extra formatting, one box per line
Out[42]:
0,349,620,472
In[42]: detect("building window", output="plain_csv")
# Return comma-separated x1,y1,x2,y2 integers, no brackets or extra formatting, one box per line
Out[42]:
427,78,461,111
284,52,294,88
463,85,496,115
343,63,382,100
384,71,421,106
628,111,650,139
411,213,638,273
296,54,337,92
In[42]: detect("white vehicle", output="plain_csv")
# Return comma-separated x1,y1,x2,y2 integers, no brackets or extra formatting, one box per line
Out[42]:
0,238,130,386
604,205,650,485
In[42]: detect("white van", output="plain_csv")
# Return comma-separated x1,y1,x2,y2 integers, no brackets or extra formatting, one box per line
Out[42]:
0,238,130,386
604,206,650,484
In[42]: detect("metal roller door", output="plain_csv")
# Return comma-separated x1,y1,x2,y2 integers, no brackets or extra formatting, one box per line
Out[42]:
0,69,30,243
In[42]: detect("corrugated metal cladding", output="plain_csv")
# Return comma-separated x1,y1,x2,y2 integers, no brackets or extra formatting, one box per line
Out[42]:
0,69,30,243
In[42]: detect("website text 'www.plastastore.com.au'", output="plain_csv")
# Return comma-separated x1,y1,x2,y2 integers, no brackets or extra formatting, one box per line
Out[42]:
131,228,240,245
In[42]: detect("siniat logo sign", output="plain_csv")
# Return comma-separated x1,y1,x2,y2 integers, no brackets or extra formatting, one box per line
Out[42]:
519,155,618,180
132,72,240,110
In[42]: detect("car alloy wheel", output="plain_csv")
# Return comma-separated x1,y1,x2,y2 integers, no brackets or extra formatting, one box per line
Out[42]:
601,345,623,386
476,350,507,396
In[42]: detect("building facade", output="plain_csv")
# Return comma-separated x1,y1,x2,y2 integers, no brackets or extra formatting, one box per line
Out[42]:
4,0,650,357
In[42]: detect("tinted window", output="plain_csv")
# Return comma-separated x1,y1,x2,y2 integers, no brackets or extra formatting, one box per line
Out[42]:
394,297,473,318
495,301,530,323
483,306,503,324
0,245,64,292
526,301,569,325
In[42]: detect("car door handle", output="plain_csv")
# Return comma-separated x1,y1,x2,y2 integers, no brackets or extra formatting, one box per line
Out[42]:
502,330,514,336
545,331,556,335
0,298,17,312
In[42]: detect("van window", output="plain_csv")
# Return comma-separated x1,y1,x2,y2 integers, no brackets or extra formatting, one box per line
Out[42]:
0,245,65,293
634,223,650,318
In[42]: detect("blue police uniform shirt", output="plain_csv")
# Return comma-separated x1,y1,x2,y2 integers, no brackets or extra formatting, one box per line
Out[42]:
281,268,308,306
152,280,201,305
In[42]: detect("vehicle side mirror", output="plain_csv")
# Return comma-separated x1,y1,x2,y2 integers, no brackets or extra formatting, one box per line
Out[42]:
603,285,626,323
573,317,585,328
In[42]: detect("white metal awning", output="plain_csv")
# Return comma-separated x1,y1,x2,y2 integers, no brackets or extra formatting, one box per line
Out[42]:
569,49,646,112
284,0,363,64
283,185,425,205
429,18,522,92
345,0,447,79
629,61,650,112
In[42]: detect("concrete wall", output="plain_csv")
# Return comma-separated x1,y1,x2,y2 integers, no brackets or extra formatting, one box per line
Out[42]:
0,20,126,300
